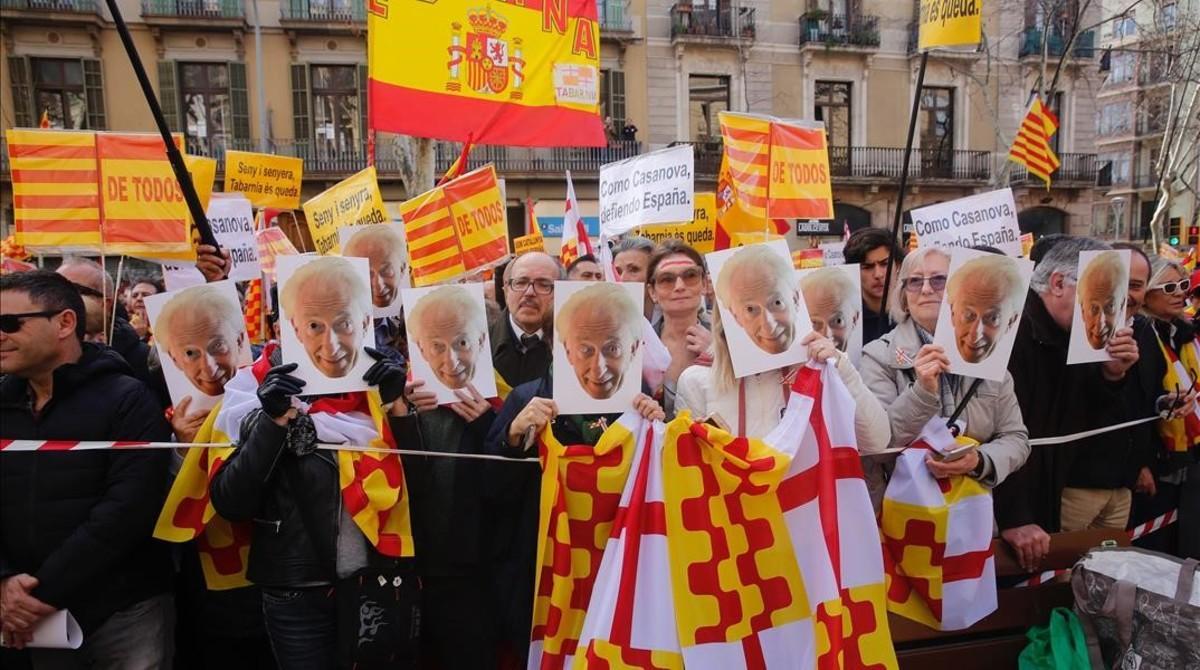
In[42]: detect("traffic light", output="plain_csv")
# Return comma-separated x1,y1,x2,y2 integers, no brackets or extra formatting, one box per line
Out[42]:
1171,235,1181,246
1189,225,1200,246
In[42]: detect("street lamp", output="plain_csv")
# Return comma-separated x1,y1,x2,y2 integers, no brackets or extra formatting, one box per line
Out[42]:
1110,196,1126,241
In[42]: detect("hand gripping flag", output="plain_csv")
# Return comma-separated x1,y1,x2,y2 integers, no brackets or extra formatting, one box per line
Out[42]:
559,171,594,267
367,0,605,147
530,362,898,669
155,344,414,589
1152,330,1200,462
881,417,997,631
1008,95,1061,189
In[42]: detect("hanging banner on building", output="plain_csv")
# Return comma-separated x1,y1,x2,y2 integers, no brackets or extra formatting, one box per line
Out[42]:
206,194,261,282
399,164,509,287
97,133,193,257
301,167,390,255
6,129,102,252
223,150,303,210
638,192,717,253
911,188,1023,257
598,144,694,237
917,0,983,50
367,0,605,147
719,111,834,221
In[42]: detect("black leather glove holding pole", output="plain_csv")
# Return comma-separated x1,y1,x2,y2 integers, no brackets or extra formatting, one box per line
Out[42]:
258,362,306,419
101,0,221,252
363,347,406,405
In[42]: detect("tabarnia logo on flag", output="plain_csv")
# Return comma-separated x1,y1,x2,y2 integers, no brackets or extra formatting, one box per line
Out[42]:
446,7,527,99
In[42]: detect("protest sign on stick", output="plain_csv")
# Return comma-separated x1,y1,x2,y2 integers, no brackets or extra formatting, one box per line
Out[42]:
917,0,983,50
718,112,834,221
910,188,1023,258
302,167,390,255
638,193,717,253
224,150,304,210
599,144,694,237
5,129,102,252
97,132,194,257
206,194,261,282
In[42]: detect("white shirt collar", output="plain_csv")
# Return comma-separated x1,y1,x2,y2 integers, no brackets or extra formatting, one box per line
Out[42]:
509,313,543,343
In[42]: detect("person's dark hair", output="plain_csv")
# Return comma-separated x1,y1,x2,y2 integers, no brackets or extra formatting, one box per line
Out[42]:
494,259,510,311
646,239,707,282
844,227,903,265
1110,241,1151,277
565,254,598,275
971,245,1005,255
1028,233,1070,263
0,270,86,341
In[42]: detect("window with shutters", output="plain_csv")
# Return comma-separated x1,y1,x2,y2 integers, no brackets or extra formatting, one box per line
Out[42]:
310,64,360,156
599,69,626,141
688,74,729,143
31,58,88,129
814,81,851,150
180,62,233,154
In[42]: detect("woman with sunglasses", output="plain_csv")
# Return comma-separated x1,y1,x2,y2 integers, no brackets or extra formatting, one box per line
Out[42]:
859,247,1029,507
646,241,712,414
1138,256,1200,557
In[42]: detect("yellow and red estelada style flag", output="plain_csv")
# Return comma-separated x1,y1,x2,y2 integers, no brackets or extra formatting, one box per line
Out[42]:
399,164,509,287
6,129,102,252
1009,95,1061,189
155,344,414,589
882,418,997,631
367,0,605,147
719,111,835,221
530,363,898,669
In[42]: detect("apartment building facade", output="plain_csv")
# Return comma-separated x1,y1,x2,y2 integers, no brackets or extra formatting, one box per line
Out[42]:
1,0,1102,249
1093,0,1198,242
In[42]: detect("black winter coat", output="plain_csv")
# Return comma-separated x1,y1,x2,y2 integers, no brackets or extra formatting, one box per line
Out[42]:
0,344,173,633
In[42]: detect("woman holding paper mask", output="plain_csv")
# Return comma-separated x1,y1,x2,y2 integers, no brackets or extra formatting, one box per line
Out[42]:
674,305,889,452
859,247,1029,494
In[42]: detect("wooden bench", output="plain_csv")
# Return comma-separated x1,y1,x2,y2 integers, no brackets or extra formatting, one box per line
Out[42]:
892,528,1129,669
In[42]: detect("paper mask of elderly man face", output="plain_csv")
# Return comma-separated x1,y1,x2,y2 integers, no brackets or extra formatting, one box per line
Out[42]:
343,225,406,309
557,283,642,400
801,268,860,353
409,286,487,390
155,285,248,395
1078,251,1127,350
282,257,372,378
718,245,803,355
947,255,1023,364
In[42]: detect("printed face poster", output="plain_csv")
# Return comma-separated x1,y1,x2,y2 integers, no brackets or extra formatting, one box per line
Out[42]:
1068,249,1130,365
552,281,645,414
401,283,497,404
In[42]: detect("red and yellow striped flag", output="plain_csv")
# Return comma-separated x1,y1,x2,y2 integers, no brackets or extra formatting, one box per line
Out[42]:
5,129,102,252
718,111,834,222
1009,95,1061,189
400,164,508,287
243,278,265,344
96,133,193,256
718,113,771,219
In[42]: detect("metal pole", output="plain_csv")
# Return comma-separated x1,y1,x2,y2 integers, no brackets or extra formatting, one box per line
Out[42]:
879,50,928,324
251,0,268,153
100,0,220,251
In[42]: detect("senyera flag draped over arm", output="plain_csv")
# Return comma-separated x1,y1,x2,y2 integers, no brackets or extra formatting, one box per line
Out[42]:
367,0,606,147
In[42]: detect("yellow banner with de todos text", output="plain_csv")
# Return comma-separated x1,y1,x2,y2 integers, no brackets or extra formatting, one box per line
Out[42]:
224,150,303,210
918,0,983,50
302,167,389,255
98,133,194,256
639,192,717,253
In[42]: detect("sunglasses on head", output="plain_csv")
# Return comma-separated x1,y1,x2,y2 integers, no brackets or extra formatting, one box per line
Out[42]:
0,310,63,334
1150,278,1191,295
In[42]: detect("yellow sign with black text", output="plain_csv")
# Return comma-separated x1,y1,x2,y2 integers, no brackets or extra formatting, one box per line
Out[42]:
302,166,389,255
918,0,982,50
224,150,304,210
638,193,717,253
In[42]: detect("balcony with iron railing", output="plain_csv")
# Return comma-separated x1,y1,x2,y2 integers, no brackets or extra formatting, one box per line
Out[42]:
684,141,994,183
0,0,102,22
141,0,243,23
434,140,643,176
1010,152,1098,187
279,0,364,27
1018,27,1096,59
797,12,880,49
598,0,633,34
670,5,755,43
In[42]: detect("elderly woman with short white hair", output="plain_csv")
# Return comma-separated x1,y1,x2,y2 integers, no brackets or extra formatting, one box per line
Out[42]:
860,247,1029,499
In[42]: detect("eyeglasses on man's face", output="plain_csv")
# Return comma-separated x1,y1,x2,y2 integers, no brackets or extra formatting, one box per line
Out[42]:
507,277,555,296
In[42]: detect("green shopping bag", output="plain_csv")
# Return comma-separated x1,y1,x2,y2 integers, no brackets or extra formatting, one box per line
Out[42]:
1018,607,1091,670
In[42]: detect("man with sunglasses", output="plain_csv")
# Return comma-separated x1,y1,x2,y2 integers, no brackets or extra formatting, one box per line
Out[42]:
0,270,173,663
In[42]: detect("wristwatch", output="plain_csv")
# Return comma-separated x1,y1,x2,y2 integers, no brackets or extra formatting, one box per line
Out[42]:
969,452,988,479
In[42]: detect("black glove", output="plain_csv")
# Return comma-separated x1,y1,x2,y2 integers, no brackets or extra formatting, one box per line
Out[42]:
363,346,406,405
257,362,305,419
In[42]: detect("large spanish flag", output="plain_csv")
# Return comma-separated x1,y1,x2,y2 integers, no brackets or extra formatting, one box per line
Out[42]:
367,0,605,147
5,129,102,252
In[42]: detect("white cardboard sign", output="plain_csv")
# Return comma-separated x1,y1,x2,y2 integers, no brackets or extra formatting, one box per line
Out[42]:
599,144,694,237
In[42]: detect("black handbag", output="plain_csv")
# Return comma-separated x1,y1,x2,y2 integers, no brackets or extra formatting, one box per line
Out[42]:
335,552,422,669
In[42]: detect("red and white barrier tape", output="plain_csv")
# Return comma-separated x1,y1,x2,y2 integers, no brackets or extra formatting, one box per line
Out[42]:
1013,508,1180,588
0,439,540,463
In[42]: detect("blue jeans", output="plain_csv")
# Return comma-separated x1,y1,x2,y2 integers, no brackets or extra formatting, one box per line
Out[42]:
261,587,337,670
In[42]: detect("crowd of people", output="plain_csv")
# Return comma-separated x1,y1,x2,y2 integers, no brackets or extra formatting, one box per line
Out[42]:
1,227,1197,669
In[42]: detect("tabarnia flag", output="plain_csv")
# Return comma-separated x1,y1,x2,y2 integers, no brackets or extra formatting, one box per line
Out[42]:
367,0,606,147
